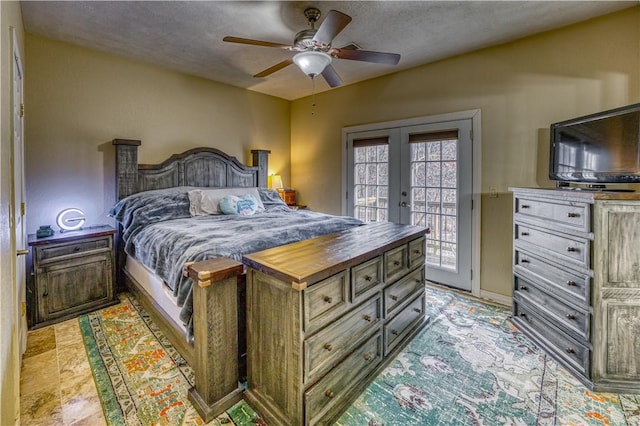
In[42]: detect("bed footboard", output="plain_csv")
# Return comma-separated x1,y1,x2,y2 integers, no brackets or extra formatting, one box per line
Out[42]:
184,258,245,422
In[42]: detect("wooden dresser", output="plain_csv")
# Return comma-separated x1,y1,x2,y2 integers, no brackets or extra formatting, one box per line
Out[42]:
27,226,118,328
242,222,430,425
510,187,640,393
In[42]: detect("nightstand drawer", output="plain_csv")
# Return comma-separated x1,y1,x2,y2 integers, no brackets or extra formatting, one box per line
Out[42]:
36,236,111,263
408,237,426,268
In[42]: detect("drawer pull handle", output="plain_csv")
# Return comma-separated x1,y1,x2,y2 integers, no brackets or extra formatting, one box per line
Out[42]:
323,296,333,304
323,343,333,351
521,204,530,209
364,275,373,282
364,354,372,361
566,280,577,287
389,295,398,301
363,315,373,322
393,260,401,266
520,232,529,237
521,259,530,264
325,390,335,399
566,348,575,354
520,286,528,291
391,330,399,336
566,247,578,253
413,249,421,255
74,247,81,252
415,278,422,284
414,308,422,314
519,313,526,318
566,313,576,320
567,212,580,218
42,291,48,297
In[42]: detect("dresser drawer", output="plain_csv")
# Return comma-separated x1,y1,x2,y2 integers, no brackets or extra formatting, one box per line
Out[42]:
384,244,408,283
514,249,590,305
36,237,111,264
384,266,424,318
351,256,383,303
408,237,426,268
304,271,350,334
513,297,589,377
384,293,425,355
515,196,589,233
515,223,589,268
514,276,590,340
305,331,383,425
304,296,381,384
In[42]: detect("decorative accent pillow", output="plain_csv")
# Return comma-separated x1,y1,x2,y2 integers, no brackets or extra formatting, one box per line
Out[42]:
219,194,260,216
188,187,265,216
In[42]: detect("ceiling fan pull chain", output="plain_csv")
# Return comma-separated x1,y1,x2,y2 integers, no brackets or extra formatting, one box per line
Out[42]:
311,75,317,116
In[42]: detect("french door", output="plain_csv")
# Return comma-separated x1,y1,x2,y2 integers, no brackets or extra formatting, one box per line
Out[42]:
346,118,473,291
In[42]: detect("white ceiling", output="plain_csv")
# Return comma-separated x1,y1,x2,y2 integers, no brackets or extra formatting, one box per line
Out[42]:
21,1,637,101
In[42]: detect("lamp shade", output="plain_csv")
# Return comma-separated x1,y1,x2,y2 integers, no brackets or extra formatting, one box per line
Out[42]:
270,174,284,189
293,51,332,77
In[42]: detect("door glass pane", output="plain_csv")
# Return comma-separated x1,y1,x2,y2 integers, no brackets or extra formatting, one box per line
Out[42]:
410,139,458,271
353,144,389,223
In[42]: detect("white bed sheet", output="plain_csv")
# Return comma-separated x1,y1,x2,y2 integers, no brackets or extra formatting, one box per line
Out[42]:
125,255,187,334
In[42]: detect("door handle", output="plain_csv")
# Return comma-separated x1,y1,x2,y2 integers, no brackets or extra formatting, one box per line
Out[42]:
400,201,410,208
16,248,29,256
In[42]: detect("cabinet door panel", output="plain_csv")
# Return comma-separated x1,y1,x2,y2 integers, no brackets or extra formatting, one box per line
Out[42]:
38,253,112,320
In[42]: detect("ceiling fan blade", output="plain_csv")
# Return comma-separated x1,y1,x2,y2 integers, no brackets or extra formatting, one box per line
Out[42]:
312,10,352,45
334,48,400,65
254,58,294,78
321,64,343,88
223,36,291,50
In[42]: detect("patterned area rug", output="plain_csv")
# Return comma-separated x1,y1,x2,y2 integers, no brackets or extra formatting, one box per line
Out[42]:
336,284,640,425
79,296,263,425
81,287,640,425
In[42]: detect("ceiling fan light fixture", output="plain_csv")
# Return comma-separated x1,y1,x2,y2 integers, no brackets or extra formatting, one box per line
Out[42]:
293,51,332,77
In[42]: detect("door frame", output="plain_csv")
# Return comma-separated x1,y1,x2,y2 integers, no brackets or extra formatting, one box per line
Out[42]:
342,109,482,297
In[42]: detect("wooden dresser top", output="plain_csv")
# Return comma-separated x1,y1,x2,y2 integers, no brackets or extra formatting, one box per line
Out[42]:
242,222,429,286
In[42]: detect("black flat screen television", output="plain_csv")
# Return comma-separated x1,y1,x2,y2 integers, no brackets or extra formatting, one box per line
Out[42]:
549,102,640,184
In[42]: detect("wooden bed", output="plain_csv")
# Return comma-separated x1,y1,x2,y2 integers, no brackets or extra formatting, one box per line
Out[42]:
112,139,270,421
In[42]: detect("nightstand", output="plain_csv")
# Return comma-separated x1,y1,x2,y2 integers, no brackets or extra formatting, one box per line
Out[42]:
27,225,118,328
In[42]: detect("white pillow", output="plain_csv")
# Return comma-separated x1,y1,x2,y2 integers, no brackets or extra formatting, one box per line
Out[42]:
188,188,265,216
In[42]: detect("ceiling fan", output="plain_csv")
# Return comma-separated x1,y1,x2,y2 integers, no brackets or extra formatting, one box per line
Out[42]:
223,7,401,88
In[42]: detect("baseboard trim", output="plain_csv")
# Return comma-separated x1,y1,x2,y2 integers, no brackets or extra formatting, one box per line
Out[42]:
479,290,512,307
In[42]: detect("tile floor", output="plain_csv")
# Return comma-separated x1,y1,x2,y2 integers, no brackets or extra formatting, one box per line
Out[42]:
20,319,106,426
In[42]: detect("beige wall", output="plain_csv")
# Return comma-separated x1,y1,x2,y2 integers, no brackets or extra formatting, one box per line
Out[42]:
24,34,291,234
1,1,24,423
290,7,640,297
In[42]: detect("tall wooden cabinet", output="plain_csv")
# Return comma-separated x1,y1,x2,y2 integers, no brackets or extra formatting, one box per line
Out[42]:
510,187,640,393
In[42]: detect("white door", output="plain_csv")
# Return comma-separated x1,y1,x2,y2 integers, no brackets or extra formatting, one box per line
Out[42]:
347,118,473,291
400,120,473,291
13,32,27,355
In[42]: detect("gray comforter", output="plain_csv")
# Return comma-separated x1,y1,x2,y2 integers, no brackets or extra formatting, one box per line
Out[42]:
110,187,362,331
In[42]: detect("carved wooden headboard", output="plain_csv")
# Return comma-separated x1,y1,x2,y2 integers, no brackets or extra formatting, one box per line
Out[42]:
112,139,270,201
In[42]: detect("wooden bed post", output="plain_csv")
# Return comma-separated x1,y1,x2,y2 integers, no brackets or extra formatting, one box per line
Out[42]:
184,258,245,422
251,149,270,188
112,139,142,200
